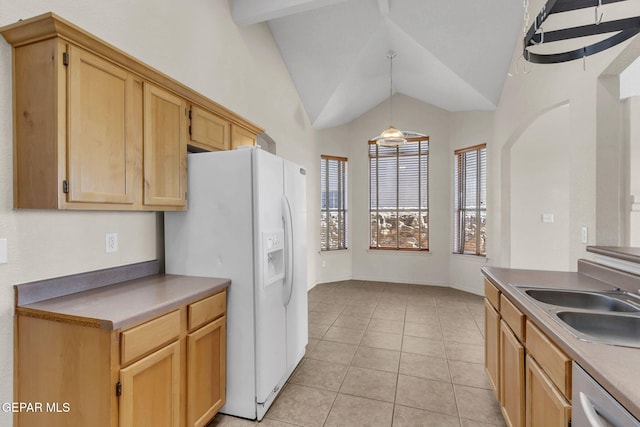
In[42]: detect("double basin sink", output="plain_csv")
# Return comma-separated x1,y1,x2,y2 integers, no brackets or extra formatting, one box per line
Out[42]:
516,287,640,348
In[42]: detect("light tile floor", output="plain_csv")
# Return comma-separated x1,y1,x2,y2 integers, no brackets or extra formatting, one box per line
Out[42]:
210,280,506,427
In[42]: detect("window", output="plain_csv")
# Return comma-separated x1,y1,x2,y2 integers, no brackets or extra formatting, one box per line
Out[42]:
369,138,429,250
454,144,487,256
320,155,348,250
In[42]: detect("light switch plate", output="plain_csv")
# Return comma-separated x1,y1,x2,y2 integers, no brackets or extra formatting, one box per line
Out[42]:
542,213,554,223
0,238,7,264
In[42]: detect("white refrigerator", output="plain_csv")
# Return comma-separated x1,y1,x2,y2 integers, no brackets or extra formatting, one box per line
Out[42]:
164,147,308,420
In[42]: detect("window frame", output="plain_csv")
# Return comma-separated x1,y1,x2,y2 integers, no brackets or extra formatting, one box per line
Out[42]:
320,155,348,251
453,143,487,256
368,137,430,251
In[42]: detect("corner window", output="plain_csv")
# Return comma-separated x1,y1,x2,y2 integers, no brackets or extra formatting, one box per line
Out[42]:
454,144,487,256
320,155,348,251
369,138,429,250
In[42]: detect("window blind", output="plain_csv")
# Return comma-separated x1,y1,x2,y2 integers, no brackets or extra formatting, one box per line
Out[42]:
369,138,429,250
321,155,348,251
454,144,486,256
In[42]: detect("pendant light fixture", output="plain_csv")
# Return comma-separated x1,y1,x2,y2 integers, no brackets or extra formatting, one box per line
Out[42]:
376,51,406,148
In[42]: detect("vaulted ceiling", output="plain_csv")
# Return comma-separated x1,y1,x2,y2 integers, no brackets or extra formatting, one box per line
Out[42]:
231,0,524,129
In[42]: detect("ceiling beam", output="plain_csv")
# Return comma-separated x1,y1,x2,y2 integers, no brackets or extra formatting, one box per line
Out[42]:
231,0,349,26
378,0,390,16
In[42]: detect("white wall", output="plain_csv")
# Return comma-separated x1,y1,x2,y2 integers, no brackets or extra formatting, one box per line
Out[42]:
625,97,640,245
0,1,316,423
314,99,494,294
448,112,493,294
315,94,453,286
315,125,353,284
510,105,571,271
490,0,640,270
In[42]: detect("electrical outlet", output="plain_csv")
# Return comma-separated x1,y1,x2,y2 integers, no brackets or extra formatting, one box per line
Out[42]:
105,233,118,253
581,226,588,244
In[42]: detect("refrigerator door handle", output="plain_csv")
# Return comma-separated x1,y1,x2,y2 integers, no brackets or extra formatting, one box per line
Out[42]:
281,195,294,306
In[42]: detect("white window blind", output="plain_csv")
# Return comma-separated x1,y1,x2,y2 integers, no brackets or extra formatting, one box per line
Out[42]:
321,155,347,251
369,138,429,250
454,144,487,256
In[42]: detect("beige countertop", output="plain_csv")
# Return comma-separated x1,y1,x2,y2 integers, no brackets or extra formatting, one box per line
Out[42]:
17,274,230,330
482,266,640,420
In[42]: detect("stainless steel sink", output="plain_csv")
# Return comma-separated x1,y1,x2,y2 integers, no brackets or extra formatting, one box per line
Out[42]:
516,286,640,348
556,311,640,348
524,289,640,312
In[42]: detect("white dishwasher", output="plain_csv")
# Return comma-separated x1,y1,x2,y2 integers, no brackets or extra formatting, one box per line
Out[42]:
572,362,640,427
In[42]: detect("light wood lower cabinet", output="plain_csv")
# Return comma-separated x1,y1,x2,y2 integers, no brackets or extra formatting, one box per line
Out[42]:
525,355,571,427
483,279,573,427
15,289,227,427
485,299,500,398
500,320,525,427
187,316,226,427
120,341,182,427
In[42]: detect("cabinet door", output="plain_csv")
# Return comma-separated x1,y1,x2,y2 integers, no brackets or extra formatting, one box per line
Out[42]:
190,106,230,151
525,355,571,427
500,320,525,427
485,299,500,398
231,125,256,150
143,83,187,208
187,316,226,427
120,341,181,427
67,45,136,204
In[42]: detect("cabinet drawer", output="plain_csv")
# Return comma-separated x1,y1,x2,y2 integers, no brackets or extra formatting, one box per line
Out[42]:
121,310,181,365
188,290,226,331
500,294,525,342
484,279,500,310
526,320,572,399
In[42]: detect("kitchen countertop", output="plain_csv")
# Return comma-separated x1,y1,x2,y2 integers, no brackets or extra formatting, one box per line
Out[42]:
482,266,640,419
587,245,640,264
17,273,230,330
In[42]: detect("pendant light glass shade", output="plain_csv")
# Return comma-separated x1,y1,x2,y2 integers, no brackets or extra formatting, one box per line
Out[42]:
377,51,406,148
377,125,406,147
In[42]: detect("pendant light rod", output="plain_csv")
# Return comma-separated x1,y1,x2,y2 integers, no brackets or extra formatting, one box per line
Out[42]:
387,50,396,126
376,50,406,148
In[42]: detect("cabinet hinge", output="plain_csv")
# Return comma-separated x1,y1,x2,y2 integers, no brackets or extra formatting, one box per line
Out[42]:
62,52,69,66
188,125,192,135
115,381,122,397
188,109,192,120
62,180,69,193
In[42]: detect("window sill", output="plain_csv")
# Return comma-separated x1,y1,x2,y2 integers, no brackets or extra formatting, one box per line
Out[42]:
451,253,488,262
366,249,431,256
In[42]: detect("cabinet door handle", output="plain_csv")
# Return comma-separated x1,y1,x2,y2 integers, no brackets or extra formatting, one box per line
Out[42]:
579,392,607,427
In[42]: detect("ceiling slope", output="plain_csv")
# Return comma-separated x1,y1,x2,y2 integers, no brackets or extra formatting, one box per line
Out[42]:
232,0,524,129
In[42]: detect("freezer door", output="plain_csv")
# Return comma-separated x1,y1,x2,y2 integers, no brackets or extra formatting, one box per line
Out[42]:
283,159,308,373
253,149,288,405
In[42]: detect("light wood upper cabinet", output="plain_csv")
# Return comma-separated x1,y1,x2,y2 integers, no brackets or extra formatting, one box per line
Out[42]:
190,106,230,151
0,12,263,211
231,125,257,150
10,38,142,209
67,45,138,205
143,83,187,208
